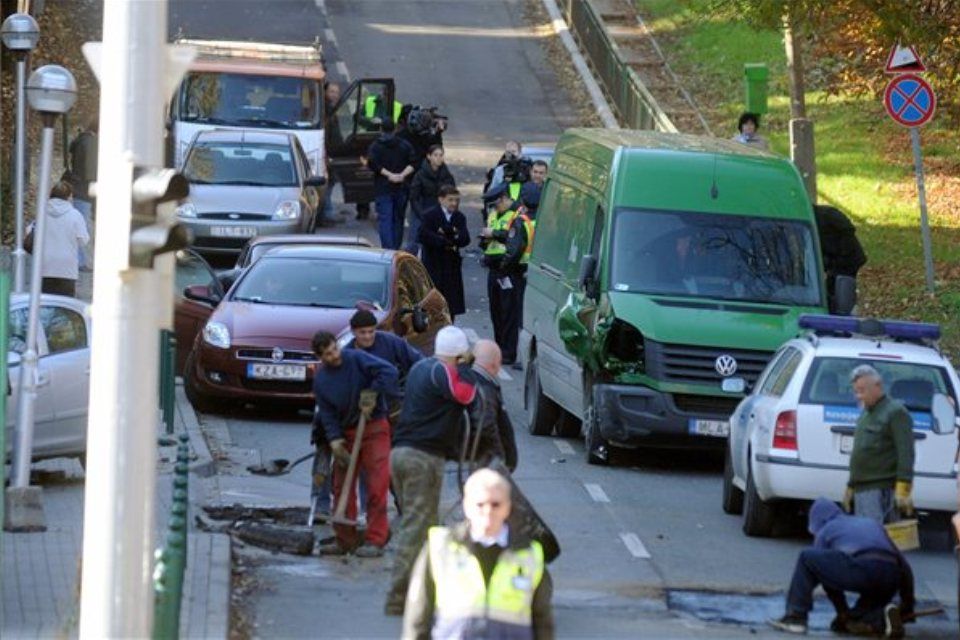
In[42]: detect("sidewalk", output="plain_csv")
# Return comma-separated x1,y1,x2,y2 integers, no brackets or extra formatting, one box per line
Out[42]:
1,384,231,639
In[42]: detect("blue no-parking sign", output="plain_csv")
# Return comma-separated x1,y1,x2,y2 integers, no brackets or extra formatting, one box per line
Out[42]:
884,73,936,128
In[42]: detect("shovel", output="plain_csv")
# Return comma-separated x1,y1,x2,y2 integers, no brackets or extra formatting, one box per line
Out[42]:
248,450,315,477
331,390,378,527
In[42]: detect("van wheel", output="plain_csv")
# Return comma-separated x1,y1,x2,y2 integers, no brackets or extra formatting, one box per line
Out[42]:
556,412,581,438
583,400,609,466
742,461,776,537
184,351,222,415
526,351,559,436
722,442,744,515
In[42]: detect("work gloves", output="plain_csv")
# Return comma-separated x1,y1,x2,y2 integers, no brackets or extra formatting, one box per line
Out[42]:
894,480,914,516
359,389,378,419
842,487,854,513
329,438,351,467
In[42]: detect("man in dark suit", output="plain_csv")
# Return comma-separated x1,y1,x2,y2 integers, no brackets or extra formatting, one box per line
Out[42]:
418,184,470,321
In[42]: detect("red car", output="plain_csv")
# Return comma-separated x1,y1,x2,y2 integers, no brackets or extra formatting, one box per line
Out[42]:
179,245,450,412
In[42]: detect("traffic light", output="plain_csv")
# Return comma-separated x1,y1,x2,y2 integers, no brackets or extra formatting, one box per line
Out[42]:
129,167,192,268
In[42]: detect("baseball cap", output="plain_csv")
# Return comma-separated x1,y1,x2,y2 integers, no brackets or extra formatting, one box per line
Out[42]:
434,326,470,358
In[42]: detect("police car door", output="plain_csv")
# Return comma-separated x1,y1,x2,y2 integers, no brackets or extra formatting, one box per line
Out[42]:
796,356,861,469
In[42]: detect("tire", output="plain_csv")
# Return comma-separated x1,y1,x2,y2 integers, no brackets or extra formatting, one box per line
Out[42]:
742,460,776,537
582,390,609,466
525,351,559,436
184,350,222,415
722,442,744,515
556,412,581,438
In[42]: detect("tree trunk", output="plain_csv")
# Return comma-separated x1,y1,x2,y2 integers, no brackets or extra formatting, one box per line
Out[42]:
783,12,807,119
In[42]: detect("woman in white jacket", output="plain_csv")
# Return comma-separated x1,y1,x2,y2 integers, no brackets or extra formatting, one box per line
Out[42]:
40,181,90,297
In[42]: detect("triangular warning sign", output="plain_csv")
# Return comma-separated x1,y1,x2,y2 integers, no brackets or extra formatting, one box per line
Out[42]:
885,44,926,73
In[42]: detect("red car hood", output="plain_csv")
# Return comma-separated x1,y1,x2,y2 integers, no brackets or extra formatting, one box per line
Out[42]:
213,301,386,348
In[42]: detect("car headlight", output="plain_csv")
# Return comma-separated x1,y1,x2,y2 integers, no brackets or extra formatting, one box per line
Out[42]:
336,331,353,351
176,202,197,218
202,321,231,349
274,200,301,220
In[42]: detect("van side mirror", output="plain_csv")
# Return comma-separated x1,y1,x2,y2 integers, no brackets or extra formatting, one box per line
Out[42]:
578,254,598,297
931,393,957,435
830,275,856,316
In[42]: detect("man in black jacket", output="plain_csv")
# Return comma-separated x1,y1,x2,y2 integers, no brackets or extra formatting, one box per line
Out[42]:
419,185,470,319
367,120,417,249
466,340,518,472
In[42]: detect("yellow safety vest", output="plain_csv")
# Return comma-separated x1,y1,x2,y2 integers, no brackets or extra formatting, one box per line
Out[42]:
363,96,402,123
509,181,521,201
518,213,536,265
484,209,518,256
428,527,544,640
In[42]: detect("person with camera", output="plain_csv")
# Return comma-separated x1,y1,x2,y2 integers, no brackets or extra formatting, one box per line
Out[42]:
406,144,456,256
483,140,521,194
418,184,470,321
399,105,447,167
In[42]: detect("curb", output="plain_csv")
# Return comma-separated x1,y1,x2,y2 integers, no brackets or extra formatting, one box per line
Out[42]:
177,384,217,479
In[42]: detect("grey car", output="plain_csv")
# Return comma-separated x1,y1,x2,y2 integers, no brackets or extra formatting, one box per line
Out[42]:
176,129,327,254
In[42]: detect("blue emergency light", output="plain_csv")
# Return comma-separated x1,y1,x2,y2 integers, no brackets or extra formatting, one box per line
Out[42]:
798,314,940,341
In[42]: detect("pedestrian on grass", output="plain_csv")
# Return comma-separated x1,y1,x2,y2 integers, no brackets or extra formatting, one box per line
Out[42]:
732,112,769,151
367,120,417,249
466,340,518,472
842,365,915,525
770,497,912,637
402,468,554,639
311,330,399,557
406,144,456,256
385,326,478,615
418,184,469,321
38,181,90,298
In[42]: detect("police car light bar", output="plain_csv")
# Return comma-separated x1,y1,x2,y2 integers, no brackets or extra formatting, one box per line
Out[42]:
798,314,940,341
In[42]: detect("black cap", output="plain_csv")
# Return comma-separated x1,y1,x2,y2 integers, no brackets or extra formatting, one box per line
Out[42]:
350,309,378,329
482,181,511,203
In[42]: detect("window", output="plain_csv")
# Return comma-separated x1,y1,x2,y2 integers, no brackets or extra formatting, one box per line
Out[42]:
179,72,321,129
759,348,802,398
801,357,954,411
176,250,222,296
8,308,29,355
40,306,87,354
232,257,388,308
183,142,296,187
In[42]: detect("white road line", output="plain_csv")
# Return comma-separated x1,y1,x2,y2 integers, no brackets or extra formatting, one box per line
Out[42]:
324,28,337,46
463,328,480,344
335,60,350,81
554,440,575,455
619,532,651,559
314,0,326,10
497,369,513,382
583,483,610,503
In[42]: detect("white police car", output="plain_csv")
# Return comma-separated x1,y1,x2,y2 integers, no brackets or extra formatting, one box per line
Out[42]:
722,315,959,537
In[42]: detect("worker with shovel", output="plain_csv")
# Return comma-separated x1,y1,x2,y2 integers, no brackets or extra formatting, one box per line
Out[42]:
310,330,399,557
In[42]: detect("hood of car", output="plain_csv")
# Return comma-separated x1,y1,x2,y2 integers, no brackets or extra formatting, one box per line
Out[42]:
212,301,384,348
189,184,300,216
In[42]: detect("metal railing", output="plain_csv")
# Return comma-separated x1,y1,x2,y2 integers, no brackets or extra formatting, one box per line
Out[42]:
153,433,190,639
559,0,678,132
159,330,177,434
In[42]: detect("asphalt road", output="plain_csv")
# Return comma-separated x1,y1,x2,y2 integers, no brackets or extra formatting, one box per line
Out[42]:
170,1,958,637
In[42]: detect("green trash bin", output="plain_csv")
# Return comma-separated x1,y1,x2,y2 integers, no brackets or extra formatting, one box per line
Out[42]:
744,63,769,115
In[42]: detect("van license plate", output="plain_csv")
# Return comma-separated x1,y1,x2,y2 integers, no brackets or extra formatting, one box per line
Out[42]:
247,363,306,381
691,419,729,437
839,435,854,454
211,225,256,238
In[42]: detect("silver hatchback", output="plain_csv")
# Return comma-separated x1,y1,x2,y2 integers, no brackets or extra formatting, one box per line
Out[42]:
176,129,327,254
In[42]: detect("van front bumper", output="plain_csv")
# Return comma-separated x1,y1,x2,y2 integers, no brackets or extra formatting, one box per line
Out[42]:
593,383,731,448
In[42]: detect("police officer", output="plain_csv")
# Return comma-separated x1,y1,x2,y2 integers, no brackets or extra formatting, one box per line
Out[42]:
480,182,523,366
496,183,538,371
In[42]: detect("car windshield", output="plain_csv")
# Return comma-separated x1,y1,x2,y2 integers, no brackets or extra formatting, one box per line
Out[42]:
183,142,297,186
610,208,822,306
179,72,321,129
231,257,388,308
801,356,954,412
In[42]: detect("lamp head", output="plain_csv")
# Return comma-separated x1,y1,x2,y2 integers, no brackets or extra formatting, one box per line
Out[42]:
26,65,77,115
1,13,39,52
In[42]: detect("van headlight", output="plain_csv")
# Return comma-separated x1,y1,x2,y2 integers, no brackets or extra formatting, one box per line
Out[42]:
274,200,301,220
176,202,197,218
202,321,231,349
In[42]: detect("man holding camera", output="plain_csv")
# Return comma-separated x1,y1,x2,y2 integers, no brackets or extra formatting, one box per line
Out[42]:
419,185,470,321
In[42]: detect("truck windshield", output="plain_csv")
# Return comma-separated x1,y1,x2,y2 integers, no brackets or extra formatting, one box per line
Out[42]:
183,142,297,187
179,72,321,129
610,208,822,306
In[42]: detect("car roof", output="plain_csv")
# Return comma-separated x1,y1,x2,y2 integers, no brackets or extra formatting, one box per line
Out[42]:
247,234,371,248
790,335,952,368
193,129,295,145
256,244,397,264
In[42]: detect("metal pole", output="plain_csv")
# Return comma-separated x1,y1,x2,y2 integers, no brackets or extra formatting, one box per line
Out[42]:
11,119,54,488
910,127,935,294
0,250,11,544
13,57,28,293
79,0,171,635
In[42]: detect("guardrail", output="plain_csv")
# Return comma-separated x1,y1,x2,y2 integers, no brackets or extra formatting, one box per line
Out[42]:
153,432,190,639
558,0,678,132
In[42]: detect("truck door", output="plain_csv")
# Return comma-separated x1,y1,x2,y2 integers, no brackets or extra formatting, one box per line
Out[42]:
326,78,396,205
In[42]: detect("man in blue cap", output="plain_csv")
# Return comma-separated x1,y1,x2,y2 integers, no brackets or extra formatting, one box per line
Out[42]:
769,497,913,637
479,182,524,366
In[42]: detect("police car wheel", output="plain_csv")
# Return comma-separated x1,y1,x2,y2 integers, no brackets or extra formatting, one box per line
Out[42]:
721,443,744,515
742,461,776,537
526,351,559,436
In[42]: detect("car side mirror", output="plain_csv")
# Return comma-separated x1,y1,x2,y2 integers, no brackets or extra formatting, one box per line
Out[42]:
830,275,856,316
931,393,957,435
578,254,598,297
305,175,327,188
183,284,220,306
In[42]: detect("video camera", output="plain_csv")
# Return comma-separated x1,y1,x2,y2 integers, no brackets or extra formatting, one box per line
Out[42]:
405,105,449,137
502,155,533,184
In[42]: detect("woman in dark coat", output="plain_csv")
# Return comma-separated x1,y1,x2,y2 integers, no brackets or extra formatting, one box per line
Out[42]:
418,184,470,320
406,144,456,255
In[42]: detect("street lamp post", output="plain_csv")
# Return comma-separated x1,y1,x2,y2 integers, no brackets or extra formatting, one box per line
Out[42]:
4,65,76,533
1,13,40,294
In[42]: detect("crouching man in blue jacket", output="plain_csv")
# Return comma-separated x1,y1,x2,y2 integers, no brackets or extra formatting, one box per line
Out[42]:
770,497,914,637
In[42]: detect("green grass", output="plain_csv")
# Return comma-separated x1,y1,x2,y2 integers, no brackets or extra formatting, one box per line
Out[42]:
637,0,960,353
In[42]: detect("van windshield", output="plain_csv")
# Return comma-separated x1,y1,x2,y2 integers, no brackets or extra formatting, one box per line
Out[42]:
179,72,321,129
610,208,822,306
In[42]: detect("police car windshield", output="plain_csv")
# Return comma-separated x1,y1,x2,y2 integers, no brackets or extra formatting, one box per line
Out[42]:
801,357,953,412
609,208,822,307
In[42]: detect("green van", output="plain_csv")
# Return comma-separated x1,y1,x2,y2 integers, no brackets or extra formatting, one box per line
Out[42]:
520,129,854,464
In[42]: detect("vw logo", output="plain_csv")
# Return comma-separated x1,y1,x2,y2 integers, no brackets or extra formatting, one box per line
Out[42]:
715,354,738,377
271,347,284,362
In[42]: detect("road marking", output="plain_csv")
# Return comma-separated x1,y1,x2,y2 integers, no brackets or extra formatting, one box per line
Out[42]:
314,0,326,10
619,532,651,559
497,369,513,382
583,483,609,503
463,328,480,344
554,441,575,455
335,60,350,81
324,28,337,46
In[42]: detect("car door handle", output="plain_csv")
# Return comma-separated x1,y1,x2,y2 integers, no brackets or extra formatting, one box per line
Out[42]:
36,373,51,388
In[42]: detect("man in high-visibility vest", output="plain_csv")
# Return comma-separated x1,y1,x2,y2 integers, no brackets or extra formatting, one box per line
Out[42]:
479,182,522,366
496,182,539,371
402,468,554,639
